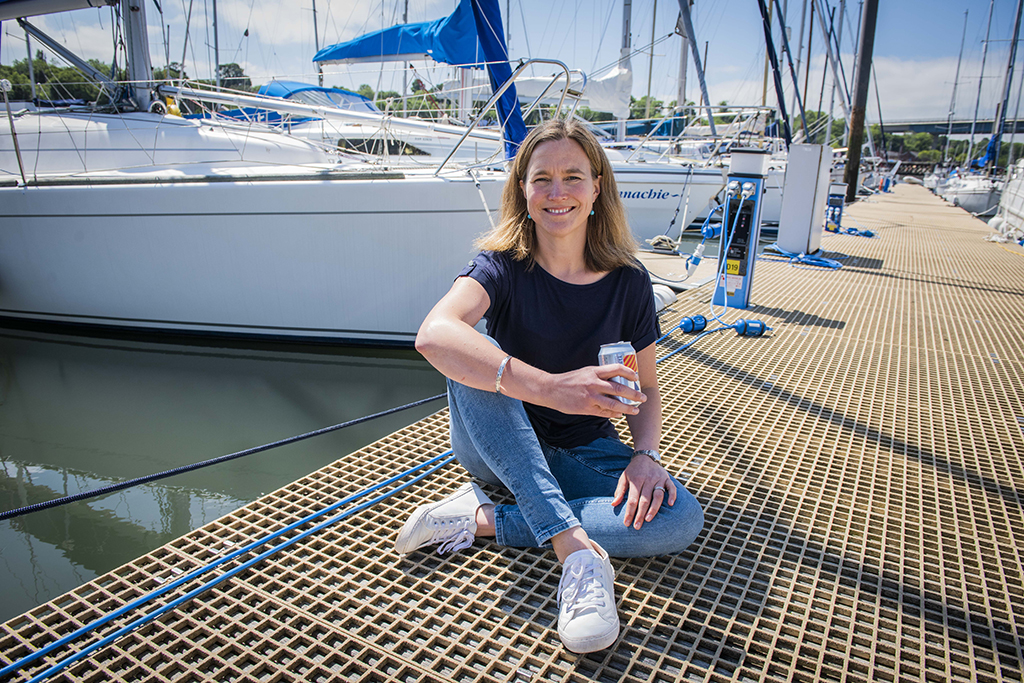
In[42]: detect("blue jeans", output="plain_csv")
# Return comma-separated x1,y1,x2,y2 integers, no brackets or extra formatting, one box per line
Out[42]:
447,373,704,559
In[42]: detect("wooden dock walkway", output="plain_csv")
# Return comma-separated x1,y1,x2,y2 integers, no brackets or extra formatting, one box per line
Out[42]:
2,184,1022,683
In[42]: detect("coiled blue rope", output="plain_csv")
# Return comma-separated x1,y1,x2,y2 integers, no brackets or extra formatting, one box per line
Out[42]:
762,243,844,269
834,226,876,238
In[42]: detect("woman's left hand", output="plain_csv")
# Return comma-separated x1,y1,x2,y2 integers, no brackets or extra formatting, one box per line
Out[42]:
612,454,677,530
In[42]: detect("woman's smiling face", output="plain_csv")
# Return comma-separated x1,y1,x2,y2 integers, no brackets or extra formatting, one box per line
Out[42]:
520,138,601,244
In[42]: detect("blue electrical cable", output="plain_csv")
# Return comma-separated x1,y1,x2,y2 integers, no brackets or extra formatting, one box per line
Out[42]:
2,450,456,682
657,318,772,363
655,186,773,360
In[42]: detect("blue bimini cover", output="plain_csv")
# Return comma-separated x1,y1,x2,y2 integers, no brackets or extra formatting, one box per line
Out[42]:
257,81,379,113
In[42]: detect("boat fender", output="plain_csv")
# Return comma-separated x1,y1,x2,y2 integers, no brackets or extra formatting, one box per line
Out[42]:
652,284,676,313
988,216,1006,234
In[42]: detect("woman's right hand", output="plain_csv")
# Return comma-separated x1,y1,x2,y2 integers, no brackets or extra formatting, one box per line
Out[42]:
543,364,646,417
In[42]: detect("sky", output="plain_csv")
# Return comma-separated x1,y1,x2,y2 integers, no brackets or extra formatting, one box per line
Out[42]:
0,0,1020,127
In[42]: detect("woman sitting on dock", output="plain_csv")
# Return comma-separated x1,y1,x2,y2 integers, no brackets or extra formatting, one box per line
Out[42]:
397,119,704,654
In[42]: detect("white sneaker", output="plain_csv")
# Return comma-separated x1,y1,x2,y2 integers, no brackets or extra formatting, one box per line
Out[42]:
557,542,620,653
395,482,493,556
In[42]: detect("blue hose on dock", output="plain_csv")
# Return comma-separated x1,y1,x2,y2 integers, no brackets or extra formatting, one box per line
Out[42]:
1,450,456,683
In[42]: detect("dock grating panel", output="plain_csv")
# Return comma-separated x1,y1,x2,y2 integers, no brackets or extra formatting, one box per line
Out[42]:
2,185,1023,682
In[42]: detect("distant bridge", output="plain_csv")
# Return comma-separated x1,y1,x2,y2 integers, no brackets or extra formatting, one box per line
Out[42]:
881,119,1024,135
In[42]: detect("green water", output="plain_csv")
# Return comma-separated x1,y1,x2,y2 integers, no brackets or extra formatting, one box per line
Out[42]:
0,330,447,624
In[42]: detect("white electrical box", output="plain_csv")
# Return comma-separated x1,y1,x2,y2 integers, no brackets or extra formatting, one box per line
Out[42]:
777,144,832,255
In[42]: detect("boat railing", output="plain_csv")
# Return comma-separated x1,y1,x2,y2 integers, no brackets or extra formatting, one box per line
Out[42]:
619,106,779,165
156,82,509,148
432,58,582,176
0,78,27,185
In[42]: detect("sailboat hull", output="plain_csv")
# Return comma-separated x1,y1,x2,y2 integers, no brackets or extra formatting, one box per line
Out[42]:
0,171,502,346
940,175,1001,216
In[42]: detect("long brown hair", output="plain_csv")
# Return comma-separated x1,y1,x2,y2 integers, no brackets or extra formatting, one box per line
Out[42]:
475,119,639,272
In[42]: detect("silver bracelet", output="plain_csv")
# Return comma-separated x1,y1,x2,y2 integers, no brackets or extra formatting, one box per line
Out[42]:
495,355,513,394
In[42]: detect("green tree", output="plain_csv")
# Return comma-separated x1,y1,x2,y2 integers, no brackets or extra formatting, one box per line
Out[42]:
154,62,187,81
0,53,120,103
357,84,374,100
629,95,664,120
375,89,401,111
217,63,252,91
577,106,614,122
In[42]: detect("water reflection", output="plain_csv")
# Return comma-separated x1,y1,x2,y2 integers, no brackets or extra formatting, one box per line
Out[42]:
0,330,446,623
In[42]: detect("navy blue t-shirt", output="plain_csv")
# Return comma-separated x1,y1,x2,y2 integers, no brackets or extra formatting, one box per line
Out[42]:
459,250,659,449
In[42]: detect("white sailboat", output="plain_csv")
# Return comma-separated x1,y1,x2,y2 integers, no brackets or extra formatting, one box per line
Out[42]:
0,0,514,347
941,0,1023,217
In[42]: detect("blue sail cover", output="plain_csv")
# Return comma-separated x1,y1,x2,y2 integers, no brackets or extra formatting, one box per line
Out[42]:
314,0,525,159
469,0,526,159
970,133,1001,170
313,0,481,66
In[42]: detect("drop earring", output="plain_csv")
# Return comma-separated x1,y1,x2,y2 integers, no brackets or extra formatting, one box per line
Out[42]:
590,210,595,216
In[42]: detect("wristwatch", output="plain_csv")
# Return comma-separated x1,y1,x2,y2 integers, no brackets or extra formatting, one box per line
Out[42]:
633,449,661,463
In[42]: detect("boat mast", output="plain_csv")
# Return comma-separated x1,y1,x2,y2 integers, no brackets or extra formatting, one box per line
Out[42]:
791,0,808,123
1010,35,1024,168
943,10,968,165
644,0,657,120
617,0,632,141
122,0,153,109
675,0,716,137
400,0,406,114
213,0,220,90
841,0,877,203
676,9,688,121
313,0,323,86
990,0,1024,172
967,0,995,167
824,0,844,147
761,0,772,106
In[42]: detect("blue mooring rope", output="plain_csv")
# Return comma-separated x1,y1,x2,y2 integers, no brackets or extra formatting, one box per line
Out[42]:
2,451,456,682
0,392,447,521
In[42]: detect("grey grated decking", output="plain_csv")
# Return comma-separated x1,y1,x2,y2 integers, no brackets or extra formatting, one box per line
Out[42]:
1,184,1022,683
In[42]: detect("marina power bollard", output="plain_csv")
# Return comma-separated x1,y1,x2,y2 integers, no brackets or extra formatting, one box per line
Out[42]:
825,183,847,233
712,148,769,310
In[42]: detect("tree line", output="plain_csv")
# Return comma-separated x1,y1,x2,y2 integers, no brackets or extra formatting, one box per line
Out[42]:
0,55,252,103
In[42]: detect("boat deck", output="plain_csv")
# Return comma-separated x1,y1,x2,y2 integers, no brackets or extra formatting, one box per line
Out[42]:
2,184,1023,683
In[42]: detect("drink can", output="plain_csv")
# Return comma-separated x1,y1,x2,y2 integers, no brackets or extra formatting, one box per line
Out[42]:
598,341,641,406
